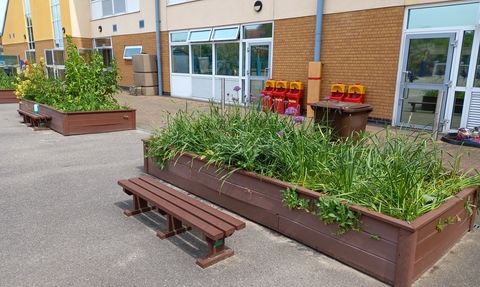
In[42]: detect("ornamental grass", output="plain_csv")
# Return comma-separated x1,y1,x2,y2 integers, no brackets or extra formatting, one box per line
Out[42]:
146,102,480,221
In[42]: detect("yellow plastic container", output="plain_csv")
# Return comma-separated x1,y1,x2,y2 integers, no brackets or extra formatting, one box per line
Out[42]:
348,84,366,95
331,83,347,93
289,81,304,90
265,79,276,88
275,80,290,89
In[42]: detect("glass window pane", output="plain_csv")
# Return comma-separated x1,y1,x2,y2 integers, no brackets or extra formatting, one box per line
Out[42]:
53,50,65,65
216,43,239,76
212,27,239,41
102,0,113,16
243,23,273,39
188,30,211,42
192,44,212,75
45,50,54,65
457,31,474,87
123,46,142,59
406,37,450,84
95,38,111,47
171,45,189,73
450,91,464,130
408,3,479,29
113,0,126,14
171,32,188,42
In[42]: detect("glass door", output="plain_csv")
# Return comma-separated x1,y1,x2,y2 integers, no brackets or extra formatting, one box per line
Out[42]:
397,33,456,130
245,42,271,104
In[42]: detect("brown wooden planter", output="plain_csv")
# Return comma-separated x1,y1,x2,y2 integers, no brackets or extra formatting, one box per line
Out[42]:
0,89,18,103
142,140,478,287
19,99,136,136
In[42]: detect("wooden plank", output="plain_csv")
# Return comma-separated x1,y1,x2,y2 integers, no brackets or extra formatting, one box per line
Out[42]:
139,176,245,230
129,177,238,236
118,179,224,241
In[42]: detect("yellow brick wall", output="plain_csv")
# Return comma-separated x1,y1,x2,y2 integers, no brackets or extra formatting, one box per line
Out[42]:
320,7,404,121
3,43,28,60
273,16,316,112
273,6,404,121
160,31,171,94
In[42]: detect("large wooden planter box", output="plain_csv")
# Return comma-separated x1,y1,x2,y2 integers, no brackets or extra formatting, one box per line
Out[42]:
0,89,18,103
142,141,478,287
19,99,136,136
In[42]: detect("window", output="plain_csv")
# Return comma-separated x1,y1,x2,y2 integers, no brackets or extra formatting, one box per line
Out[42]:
171,31,188,43
188,29,211,42
192,44,212,75
123,45,142,60
25,50,36,64
94,38,113,66
243,23,273,39
216,43,239,76
171,45,189,73
211,27,239,41
91,0,140,20
45,49,65,80
51,0,64,48
23,0,35,50
408,3,479,29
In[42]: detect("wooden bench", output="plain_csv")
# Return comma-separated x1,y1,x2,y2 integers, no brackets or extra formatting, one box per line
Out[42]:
17,109,52,130
408,101,462,112
118,175,246,268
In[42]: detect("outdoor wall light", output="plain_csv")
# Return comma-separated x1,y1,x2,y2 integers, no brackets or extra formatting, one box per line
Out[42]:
62,27,65,34
98,26,102,32
23,34,26,40
254,1,262,12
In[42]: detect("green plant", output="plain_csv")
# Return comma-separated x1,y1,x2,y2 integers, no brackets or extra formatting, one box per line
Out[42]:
145,101,480,222
370,234,381,241
15,35,127,112
313,196,362,235
280,187,310,212
464,196,477,218
0,72,17,90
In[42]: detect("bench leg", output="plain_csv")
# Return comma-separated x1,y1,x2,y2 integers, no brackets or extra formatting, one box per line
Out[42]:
124,195,156,216
410,103,416,112
196,237,234,268
156,214,191,239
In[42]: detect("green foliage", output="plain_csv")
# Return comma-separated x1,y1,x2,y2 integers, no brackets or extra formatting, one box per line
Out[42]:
145,101,480,222
0,72,17,90
15,35,127,112
313,196,361,235
436,217,455,232
370,234,381,241
464,196,477,218
280,187,311,212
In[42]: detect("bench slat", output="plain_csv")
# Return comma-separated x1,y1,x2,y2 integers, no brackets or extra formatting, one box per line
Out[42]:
139,176,246,230
118,179,225,241
128,178,237,237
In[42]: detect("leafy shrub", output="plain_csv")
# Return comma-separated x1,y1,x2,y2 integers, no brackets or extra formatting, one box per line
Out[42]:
146,102,480,222
0,72,17,90
15,35,127,112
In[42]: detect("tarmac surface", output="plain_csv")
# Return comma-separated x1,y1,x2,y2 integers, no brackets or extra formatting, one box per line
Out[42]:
1,91,479,287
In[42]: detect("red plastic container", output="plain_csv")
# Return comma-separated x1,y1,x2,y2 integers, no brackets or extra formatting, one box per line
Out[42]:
344,84,366,103
285,81,304,116
271,80,289,114
329,83,347,101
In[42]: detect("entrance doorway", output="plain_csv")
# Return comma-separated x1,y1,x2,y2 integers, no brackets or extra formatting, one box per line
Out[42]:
397,33,456,130
244,42,271,103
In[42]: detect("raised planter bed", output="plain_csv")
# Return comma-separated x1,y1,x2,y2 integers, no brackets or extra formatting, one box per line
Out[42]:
19,99,136,136
143,141,478,287
0,89,18,104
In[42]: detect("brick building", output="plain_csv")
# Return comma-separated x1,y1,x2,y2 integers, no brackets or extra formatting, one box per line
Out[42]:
2,0,480,132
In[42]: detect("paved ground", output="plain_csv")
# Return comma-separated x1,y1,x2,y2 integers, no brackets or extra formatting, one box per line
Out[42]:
1,93,479,287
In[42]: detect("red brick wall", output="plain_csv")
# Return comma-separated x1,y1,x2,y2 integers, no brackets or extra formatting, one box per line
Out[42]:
272,7,404,121
320,7,404,120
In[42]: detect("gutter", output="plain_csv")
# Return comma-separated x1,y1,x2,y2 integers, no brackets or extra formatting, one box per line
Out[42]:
155,0,163,95
314,0,324,61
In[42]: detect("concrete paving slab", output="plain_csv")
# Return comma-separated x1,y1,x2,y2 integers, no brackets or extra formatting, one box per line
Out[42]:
1,98,479,287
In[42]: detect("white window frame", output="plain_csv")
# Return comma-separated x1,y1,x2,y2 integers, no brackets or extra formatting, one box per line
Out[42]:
123,45,142,60
211,26,240,41
188,29,212,42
